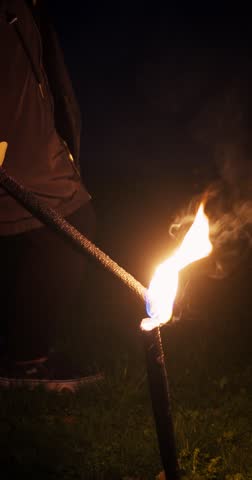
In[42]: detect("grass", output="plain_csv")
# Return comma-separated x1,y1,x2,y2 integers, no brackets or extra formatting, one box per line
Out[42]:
0,347,251,479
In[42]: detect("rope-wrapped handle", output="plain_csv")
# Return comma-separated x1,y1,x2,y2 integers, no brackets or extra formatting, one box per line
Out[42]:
0,166,146,302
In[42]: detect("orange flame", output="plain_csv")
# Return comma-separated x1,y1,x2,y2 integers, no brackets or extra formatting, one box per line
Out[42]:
142,203,212,331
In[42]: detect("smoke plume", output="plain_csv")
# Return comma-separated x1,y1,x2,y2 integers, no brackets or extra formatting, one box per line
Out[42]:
173,68,252,278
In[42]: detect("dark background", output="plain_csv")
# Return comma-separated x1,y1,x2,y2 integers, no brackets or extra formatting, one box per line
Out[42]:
48,4,252,352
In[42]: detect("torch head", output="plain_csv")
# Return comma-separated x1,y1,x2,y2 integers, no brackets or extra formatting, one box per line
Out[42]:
142,202,213,331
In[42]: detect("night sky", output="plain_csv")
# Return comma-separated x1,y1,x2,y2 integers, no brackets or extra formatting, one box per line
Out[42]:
48,4,252,285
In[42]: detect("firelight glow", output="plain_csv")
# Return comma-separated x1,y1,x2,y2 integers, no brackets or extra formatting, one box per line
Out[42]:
142,203,212,331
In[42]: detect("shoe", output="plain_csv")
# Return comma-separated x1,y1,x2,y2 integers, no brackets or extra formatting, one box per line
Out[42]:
0,352,104,393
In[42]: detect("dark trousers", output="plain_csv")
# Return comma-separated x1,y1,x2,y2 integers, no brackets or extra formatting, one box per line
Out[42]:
0,202,95,361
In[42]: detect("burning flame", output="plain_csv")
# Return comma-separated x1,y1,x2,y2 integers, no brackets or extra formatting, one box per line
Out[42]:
142,203,212,331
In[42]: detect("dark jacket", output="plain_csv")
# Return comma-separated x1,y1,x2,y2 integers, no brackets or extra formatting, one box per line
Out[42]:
29,0,81,168
0,0,90,235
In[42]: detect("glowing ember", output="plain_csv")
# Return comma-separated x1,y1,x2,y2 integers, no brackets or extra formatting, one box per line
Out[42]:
142,203,212,331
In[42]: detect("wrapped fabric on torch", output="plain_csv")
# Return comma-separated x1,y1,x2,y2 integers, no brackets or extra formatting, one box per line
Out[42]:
141,321,180,480
0,166,146,302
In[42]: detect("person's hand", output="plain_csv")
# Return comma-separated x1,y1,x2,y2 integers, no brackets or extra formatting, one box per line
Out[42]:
0,141,8,167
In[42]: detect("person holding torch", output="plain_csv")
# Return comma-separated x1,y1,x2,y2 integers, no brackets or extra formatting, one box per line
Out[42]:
0,0,101,392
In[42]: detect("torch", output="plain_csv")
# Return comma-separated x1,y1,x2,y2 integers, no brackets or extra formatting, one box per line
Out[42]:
141,203,213,479
0,148,213,478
